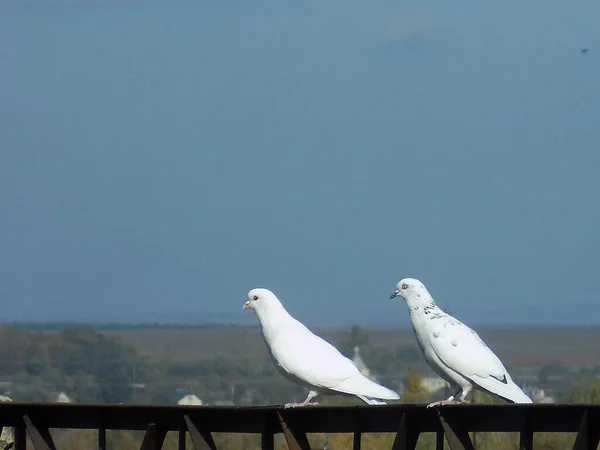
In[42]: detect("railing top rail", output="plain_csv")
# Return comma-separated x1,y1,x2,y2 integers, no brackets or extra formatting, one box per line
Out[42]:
1,403,599,434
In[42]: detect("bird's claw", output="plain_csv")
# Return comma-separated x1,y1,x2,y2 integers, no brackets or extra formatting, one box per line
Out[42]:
284,402,319,409
426,400,454,408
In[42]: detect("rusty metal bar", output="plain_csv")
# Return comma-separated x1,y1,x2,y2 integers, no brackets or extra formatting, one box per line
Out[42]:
139,423,167,450
572,410,600,450
23,415,56,450
391,414,419,450
438,412,474,450
277,412,310,450
183,415,216,450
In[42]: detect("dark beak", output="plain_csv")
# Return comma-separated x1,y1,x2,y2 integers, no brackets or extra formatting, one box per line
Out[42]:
390,289,399,299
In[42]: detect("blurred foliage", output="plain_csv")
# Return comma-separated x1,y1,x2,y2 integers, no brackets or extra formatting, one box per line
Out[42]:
401,370,427,404
568,377,600,403
0,325,147,403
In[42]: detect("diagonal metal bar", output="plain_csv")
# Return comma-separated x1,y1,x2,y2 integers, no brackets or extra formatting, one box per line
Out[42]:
23,415,56,450
183,415,217,450
572,410,600,450
139,423,167,450
438,411,474,450
277,412,310,450
392,414,419,450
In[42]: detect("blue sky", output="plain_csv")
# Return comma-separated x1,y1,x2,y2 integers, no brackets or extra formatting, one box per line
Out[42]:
1,0,599,327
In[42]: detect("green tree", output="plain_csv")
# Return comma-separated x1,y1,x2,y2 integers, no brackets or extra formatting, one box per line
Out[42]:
568,378,600,403
402,371,427,404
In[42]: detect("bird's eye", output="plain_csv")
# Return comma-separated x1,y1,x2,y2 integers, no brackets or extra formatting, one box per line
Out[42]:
401,283,409,290
253,295,259,301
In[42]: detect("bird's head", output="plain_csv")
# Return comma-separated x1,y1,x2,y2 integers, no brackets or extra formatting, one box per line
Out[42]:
243,288,280,314
390,278,435,309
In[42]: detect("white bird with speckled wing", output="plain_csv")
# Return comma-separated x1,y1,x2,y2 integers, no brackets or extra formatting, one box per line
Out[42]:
243,288,400,407
390,278,532,406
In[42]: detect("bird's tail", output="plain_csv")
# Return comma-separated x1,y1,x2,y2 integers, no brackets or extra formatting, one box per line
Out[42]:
334,373,400,401
358,396,388,405
502,382,533,404
472,374,533,404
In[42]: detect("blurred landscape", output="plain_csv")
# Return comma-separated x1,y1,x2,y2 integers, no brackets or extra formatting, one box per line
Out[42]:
2,322,600,406
2,322,600,449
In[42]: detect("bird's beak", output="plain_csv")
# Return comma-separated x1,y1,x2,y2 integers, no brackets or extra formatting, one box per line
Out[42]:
390,289,399,299
242,301,251,310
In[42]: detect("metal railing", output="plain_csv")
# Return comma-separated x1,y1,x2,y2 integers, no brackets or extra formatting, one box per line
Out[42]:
0,402,598,450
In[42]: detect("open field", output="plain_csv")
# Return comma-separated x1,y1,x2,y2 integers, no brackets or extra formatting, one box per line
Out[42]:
106,326,600,367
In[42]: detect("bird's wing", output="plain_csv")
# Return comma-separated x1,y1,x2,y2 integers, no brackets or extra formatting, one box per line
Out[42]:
272,321,360,388
427,315,507,382
425,315,531,403
272,320,399,399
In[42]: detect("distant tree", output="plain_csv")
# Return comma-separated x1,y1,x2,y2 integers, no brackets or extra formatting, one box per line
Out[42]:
401,371,427,404
568,378,600,403
538,363,569,385
0,325,145,404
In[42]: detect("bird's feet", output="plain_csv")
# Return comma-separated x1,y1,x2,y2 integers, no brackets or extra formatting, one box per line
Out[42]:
426,400,454,408
427,398,470,408
284,401,320,409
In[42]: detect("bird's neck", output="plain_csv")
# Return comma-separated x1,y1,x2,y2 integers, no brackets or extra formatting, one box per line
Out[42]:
255,303,293,336
406,295,442,319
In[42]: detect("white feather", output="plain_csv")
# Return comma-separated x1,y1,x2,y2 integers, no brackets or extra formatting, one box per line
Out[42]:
392,278,532,404
245,288,400,404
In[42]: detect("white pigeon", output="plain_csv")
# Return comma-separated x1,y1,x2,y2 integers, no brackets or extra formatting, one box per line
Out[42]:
243,288,400,407
390,278,532,406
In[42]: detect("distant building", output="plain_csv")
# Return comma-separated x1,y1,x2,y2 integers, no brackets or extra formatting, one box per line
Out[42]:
353,346,382,382
353,346,370,378
177,394,203,406
56,392,73,403
529,388,555,404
